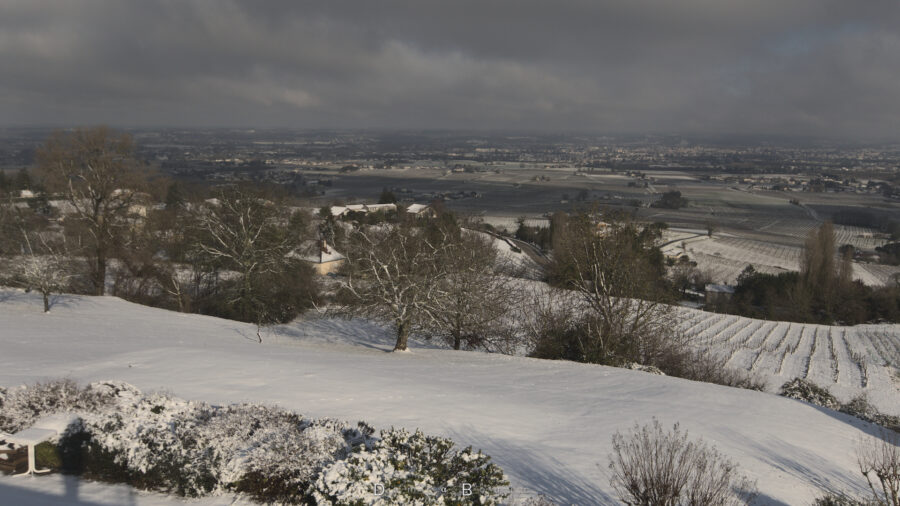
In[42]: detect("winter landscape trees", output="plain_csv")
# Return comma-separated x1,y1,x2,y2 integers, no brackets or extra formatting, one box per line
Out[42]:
191,186,317,329
721,221,900,324
339,214,517,352
36,127,146,296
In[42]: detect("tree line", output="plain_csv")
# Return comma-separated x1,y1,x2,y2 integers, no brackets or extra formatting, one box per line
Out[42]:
712,222,900,325
0,127,319,331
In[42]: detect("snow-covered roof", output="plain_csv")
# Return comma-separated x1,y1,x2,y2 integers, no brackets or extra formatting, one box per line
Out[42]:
406,203,429,214
330,203,397,217
302,241,346,264
705,283,735,294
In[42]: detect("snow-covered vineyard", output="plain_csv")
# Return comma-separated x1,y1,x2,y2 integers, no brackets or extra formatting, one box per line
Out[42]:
661,233,900,286
678,307,900,415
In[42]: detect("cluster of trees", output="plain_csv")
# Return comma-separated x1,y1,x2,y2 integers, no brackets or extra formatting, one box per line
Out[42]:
651,190,689,209
338,213,518,352
0,127,319,331
715,222,900,324
520,212,757,387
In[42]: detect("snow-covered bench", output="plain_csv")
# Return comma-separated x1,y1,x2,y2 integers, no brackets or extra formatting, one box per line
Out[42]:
0,428,57,476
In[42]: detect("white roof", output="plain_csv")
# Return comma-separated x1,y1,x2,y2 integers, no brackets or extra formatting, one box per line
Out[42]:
705,283,735,294
406,203,428,214
302,241,345,264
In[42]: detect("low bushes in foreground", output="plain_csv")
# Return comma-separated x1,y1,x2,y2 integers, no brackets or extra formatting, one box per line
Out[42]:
0,379,509,505
608,419,757,506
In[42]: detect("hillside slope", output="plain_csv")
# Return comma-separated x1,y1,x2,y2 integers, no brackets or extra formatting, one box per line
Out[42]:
0,289,892,505
677,306,900,415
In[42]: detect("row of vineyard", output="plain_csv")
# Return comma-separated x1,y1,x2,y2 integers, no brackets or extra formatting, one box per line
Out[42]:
677,307,900,415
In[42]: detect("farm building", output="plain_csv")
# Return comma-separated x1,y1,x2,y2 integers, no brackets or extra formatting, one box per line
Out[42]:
302,240,346,276
704,283,735,304
330,203,397,218
406,203,437,218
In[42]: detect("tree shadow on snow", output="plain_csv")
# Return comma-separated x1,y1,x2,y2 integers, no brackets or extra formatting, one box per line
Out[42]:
716,427,869,499
273,316,445,351
0,473,137,506
801,403,898,441
47,294,81,311
446,427,617,505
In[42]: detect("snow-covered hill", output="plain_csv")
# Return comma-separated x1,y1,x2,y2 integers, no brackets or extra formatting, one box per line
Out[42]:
0,289,892,505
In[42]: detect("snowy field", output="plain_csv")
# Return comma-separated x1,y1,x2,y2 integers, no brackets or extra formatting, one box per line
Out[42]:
0,289,894,505
663,234,900,286
677,308,900,416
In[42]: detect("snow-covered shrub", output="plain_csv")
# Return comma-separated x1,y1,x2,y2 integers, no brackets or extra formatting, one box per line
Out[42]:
779,378,840,409
779,380,900,433
7,379,508,505
313,428,510,505
623,363,665,375
63,393,377,499
840,395,879,421
840,395,900,433
227,413,375,504
0,379,130,434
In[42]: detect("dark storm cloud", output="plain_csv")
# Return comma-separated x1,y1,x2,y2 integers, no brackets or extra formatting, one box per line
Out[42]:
1,0,899,139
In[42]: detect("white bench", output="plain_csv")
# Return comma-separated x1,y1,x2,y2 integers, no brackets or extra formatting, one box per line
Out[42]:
3,427,57,476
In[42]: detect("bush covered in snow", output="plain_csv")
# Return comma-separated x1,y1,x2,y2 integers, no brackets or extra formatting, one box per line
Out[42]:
779,378,840,409
2,379,509,505
61,393,378,499
313,427,509,505
779,379,900,433
0,379,127,434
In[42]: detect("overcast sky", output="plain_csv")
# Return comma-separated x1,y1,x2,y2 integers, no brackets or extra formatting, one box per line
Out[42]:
2,0,899,140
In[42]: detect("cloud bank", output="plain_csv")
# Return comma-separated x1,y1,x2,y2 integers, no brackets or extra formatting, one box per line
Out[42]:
1,0,899,139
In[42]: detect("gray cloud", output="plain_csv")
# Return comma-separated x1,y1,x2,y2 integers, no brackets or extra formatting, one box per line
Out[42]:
1,0,899,139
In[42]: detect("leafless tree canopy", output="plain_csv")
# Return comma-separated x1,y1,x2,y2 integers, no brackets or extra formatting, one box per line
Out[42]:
539,213,681,367
420,228,518,351
857,431,900,506
341,223,449,351
190,185,315,333
36,126,146,295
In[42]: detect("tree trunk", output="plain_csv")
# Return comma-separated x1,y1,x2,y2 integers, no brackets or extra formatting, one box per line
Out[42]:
394,319,410,351
42,291,50,313
95,253,106,296
453,330,461,350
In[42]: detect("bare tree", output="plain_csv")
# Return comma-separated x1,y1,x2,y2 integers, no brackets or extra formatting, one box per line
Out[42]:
16,240,73,313
36,127,146,295
422,229,517,351
608,420,756,506
857,431,900,506
553,213,680,367
192,186,312,337
5,205,75,312
801,221,838,308
341,224,448,351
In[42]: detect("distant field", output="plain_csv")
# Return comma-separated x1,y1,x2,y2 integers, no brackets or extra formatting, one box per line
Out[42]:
663,233,899,286
678,307,900,415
